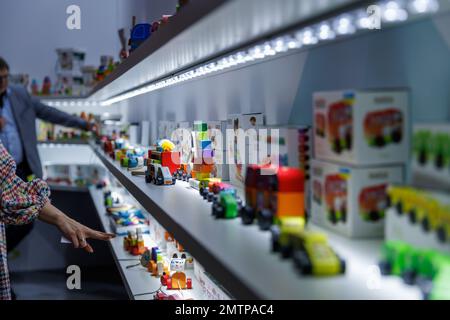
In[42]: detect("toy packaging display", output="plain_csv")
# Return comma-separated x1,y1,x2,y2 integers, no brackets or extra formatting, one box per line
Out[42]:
313,89,410,165
311,159,404,238
386,186,450,249
227,113,265,189
240,165,306,231
378,240,450,300
412,123,450,189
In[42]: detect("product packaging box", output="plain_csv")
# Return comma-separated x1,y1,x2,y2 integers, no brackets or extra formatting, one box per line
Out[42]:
227,113,265,188
313,89,410,165
412,123,450,189
311,159,404,238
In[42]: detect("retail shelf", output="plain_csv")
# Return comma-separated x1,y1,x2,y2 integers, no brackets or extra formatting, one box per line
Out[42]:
91,143,422,300
88,0,361,101
47,184,89,192
38,140,89,145
88,186,207,300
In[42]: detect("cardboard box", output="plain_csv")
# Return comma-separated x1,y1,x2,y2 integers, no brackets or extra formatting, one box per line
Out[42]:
311,159,404,238
313,89,410,165
227,113,265,188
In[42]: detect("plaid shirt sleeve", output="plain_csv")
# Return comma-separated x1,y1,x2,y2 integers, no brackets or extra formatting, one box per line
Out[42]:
0,141,50,300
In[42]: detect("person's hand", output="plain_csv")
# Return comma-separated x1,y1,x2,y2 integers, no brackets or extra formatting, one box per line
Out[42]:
39,201,115,253
55,214,115,253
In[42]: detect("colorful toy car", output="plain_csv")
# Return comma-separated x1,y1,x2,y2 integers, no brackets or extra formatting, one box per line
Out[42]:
379,240,450,289
240,165,305,231
198,178,221,198
324,174,347,224
212,192,241,219
271,217,305,258
288,229,345,276
358,184,388,222
364,108,403,148
432,133,450,169
174,164,192,181
205,181,236,202
155,166,176,186
148,149,181,175
327,100,353,154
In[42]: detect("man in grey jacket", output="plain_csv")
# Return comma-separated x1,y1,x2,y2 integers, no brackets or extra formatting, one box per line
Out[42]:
0,56,91,254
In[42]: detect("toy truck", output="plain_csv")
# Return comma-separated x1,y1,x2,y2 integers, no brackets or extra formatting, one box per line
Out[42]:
324,174,347,224
363,109,403,148
413,129,432,166
198,178,221,198
327,100,353,154
358,184,388,222
240,165,306,231
148,150,181,175
155,166,176,186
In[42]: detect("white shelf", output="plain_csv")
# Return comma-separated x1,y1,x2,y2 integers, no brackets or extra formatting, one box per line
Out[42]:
88,186,208,300
89,0,360,101
91,144,421,300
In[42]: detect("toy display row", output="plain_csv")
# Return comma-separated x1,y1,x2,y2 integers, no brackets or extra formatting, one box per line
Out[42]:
195,164,346,277
388,186,450,243
379,240,450,300
125,231,195,300
101,131,345,277
104,190,149,235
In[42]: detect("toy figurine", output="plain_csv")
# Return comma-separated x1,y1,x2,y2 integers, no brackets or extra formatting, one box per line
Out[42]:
31,79,39,95
41,76,52,95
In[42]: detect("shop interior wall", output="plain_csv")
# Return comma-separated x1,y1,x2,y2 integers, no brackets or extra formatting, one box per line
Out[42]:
117,13,450,145
0,0,178,84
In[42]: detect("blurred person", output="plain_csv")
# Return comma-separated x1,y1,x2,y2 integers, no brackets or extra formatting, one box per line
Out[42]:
0,56,94,254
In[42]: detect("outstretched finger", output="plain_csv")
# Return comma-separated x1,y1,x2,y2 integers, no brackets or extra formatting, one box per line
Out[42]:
83,243,94,253
70,233,80,249
86,229,115,241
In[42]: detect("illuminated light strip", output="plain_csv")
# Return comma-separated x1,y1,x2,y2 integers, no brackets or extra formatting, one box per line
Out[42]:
97,0,442,106
42,100,99,107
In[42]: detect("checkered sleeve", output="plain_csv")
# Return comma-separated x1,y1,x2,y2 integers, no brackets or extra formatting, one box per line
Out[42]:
0,142,50,225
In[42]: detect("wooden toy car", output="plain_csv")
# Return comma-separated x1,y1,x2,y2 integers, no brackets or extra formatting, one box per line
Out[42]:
271,217,305,258
282,229,345,276
148,150,181,175
155,166,176,186
364,108,403,148
198,178,221,197
358,184,388,222
325,174,347,224
205,181,236,202
379,240,450,286
212,192,241,219
327,100,353,154
240,165,305,231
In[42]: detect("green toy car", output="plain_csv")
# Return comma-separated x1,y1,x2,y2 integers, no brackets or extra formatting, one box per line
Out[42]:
212,192,241,219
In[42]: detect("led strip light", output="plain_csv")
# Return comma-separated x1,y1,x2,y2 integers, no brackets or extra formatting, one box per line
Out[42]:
43,0,444,107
